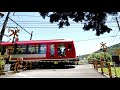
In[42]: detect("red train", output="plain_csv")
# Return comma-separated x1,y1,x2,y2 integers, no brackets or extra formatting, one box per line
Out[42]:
0,39,78,68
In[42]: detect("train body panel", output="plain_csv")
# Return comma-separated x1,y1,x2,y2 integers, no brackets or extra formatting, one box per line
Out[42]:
0,39,77,65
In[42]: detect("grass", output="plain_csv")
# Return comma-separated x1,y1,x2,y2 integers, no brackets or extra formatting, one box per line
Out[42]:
98,67,120,77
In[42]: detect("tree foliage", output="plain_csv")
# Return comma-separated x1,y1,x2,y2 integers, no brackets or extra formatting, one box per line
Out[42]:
87,53,96,61
39,12,118,36
87,52,112,62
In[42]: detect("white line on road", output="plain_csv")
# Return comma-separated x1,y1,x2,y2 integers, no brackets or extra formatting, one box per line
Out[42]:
16,73,28,77
15,73,34,78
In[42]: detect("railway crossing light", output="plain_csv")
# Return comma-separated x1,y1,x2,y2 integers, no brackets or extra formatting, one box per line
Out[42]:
100,42,107,52
100,42,107,61
8,27,20,43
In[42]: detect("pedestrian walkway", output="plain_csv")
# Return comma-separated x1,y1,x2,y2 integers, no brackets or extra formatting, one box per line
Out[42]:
71,64,107,78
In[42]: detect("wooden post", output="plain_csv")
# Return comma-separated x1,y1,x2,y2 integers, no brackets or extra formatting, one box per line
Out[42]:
14,60,20,73
17,61,21,72
0,65,3,75
30,61,32,70
24,61,28,71
107,63,112,78
100,61,104,74
93,60,96,69
0,63,5,75
0,65,2,75
14,62,17,73
95,61,98,70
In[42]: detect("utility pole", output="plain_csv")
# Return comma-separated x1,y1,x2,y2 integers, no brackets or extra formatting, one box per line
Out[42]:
115,17,120,31
0,12,10,42
114,17,120,78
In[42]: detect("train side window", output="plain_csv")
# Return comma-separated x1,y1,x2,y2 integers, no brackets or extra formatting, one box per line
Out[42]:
16,45,27,54
50,44,55,57
28,45,39,54
39,44,47,54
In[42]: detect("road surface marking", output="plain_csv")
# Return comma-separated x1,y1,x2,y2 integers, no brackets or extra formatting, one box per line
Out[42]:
15,73,34,78
16,73,28,77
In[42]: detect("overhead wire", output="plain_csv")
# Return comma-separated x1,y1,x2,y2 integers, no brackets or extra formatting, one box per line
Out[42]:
115,17,120,44
2,13,120,43
8,17,32,35
74,35,120,42
110,17,120,46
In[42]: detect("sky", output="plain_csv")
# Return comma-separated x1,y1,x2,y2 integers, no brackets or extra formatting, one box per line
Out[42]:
1,12,120,56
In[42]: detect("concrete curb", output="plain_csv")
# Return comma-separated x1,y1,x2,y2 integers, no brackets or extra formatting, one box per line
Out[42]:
4,71,14,75
0,70,30,77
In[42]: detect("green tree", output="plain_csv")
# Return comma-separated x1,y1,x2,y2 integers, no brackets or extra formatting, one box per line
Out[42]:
0,52,5,66
87,52,112,62
97,52,112,62
39,12,117,36
87,53,96,62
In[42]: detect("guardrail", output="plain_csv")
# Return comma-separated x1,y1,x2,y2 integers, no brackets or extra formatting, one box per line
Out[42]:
93,60,112,78
92,60,120,78
0,57,33,76
0,65,5,76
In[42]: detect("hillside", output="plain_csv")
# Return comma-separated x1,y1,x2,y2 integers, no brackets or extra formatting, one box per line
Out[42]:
80,43,120,59
95,43,120,56
79,54,90,60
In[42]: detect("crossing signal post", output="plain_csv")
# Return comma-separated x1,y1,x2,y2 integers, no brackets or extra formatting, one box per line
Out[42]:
100,42,107,52
8,28,20,43
100,42,107,61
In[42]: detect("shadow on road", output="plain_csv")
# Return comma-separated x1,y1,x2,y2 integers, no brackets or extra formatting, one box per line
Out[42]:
32,65,75,69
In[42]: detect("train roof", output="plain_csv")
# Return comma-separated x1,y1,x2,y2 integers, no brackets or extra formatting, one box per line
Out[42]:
0,39,74,45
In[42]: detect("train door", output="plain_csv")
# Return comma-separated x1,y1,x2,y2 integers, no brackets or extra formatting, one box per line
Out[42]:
57,43,66,58
66,43,73,58
47,44,56,58
38,44,47,58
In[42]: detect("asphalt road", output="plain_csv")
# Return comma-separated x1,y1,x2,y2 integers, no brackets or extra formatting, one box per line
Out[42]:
0,64,107,78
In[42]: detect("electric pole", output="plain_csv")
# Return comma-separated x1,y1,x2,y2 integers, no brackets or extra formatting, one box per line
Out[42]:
0,12,10,42
115,17,120,31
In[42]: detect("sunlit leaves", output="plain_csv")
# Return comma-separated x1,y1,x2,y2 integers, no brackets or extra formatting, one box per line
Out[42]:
87,52,112,62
